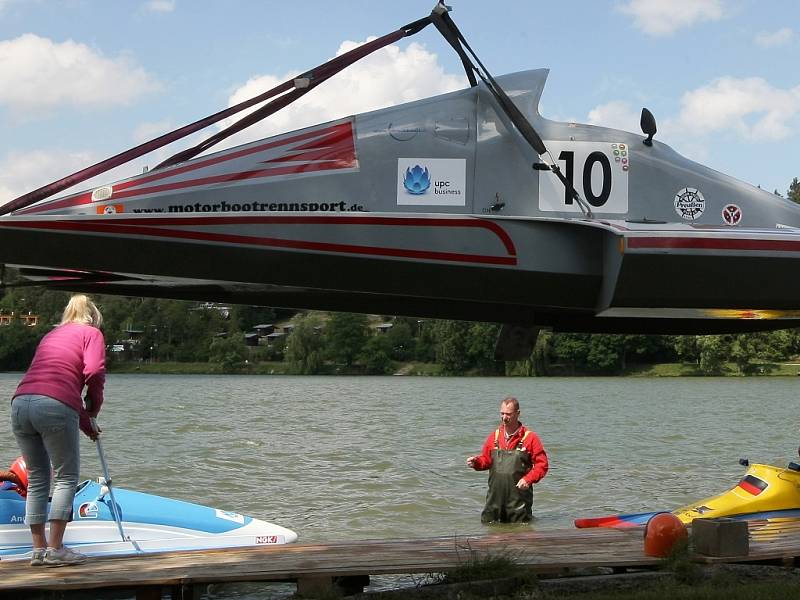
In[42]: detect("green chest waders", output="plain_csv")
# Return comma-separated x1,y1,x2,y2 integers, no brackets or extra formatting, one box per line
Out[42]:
481,429,533,523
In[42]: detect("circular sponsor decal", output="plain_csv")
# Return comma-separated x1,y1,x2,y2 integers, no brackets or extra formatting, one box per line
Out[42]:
721,204,742,226
674,187,705,221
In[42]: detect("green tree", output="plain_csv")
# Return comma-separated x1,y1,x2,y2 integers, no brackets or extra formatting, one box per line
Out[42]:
385,320,415,361
673,335,700,364
465,322,503,375
229,305,277,333
360,335,394,374
208,335,248,373
585,334,625,373
697,335,729,374
551,333,590,374
414,320,436,362
761,329,796,361
0,320,44,370
729,333,761,374
325,312,369,367
433,320,471,373
788,177,800,204
285,313,325,374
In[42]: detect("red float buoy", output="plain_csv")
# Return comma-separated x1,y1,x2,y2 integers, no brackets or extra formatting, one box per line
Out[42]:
9,456,28,498
644,512,687,557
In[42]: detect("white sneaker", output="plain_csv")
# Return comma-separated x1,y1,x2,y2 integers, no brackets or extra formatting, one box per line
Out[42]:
43,546,88,567
30,548,46,566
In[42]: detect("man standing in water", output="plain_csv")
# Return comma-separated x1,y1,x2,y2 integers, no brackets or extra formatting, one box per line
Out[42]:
466,397,548,523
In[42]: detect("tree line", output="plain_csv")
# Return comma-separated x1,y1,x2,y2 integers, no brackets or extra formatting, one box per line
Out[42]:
2,286,800,376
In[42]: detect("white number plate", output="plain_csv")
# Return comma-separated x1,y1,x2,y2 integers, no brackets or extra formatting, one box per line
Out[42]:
538,141,629,214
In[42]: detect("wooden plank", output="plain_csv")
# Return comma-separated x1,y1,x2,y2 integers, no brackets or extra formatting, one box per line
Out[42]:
0,522,796,594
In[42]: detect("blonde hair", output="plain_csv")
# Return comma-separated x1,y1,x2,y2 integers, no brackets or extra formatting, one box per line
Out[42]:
61,294,103,328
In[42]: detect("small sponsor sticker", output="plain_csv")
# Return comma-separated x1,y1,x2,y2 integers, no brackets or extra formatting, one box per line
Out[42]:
397,158,466,206
674,187,705,220
215,509,245,524
78,502,99,519
96,204,125,215
721,204,742,226
256,535,280,544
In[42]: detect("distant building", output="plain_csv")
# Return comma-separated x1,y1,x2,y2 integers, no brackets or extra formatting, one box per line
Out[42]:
375,323,393,334
266,331,286,346
253,324,274,336
193,302,231,319
0,311,40,327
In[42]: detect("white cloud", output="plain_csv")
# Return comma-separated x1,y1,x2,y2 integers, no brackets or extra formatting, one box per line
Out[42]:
670,77,800,141
0,148,153,207
0,34,160,116
0,150,93,206
215,39,467,149
587,101,640,134
133,119,175,143
754,27,794,48
144,0,175,13
617,0,724,36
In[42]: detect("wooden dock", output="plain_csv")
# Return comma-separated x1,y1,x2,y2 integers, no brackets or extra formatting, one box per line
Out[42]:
1,521,798,599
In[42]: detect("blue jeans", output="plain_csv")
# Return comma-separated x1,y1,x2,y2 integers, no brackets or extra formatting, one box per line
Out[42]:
11,395,80,524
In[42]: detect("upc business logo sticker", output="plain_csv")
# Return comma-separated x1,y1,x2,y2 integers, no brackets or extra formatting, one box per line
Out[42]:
397,158,466,206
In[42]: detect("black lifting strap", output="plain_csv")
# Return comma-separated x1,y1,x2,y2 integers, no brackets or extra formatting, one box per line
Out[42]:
429,6,546,156
430,5,589,215
155,14,434,171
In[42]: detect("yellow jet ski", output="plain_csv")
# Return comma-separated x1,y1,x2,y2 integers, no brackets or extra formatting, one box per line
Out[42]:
575,458,800,528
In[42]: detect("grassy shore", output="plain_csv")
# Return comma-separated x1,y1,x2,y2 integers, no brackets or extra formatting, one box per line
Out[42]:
107,361,289,375
106,361,800,376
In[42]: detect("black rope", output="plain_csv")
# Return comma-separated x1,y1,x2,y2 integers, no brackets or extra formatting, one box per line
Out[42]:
429,5,590,215
432,9,546,155
429,8,477,87
156,17,434,171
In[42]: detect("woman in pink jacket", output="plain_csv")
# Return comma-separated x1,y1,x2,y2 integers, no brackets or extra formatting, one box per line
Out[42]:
11,294,105,567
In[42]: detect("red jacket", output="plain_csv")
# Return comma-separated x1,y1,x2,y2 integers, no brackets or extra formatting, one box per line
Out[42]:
472,423,549,485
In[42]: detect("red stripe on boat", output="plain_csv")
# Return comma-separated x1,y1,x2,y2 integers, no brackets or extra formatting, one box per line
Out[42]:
0,215,517,266
19,122,358,215
628,236,800,253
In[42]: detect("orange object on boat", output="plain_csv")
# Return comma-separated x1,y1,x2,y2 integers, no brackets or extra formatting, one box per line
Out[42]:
643,512,687,557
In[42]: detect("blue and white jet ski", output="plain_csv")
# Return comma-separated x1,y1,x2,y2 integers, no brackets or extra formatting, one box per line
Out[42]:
0,478,297,561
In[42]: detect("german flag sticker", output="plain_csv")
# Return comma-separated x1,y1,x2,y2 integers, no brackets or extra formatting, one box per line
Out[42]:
738,475,768,495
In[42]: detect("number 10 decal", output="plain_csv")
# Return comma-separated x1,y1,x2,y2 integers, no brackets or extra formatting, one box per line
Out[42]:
538,141,629,214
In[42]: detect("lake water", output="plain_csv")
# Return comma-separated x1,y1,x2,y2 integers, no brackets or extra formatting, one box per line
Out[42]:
1,373,798,598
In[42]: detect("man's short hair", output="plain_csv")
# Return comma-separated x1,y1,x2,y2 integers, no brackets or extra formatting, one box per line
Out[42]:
501,396,519,411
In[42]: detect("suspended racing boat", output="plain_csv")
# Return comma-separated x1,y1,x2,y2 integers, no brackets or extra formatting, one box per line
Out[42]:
2,3,800,357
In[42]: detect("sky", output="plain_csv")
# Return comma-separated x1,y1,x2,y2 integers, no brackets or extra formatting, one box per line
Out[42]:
0,0,798,207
